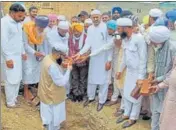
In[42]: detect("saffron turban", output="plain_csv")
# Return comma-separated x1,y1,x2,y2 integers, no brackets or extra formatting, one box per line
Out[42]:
143,15,149,25
117,18,132,26
149,26,170,44
48,14,57,21
58,21,70,30
149,8,163,17
35,15,49,28
166,10,176,22
112,7,122,14
107,20,117,30
72,23,84,33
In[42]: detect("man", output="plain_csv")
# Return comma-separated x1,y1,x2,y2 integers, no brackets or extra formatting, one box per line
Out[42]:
46,21,70,95
102,12,111,23
78,11,89,23
22,15,49,102
43,14,58,55
148,26,175,130
1,3,26,108
38,46,72,130
23,6,38,23
71,16,79,24
112,7,122,20
68,23,88,102
84,18,92,34
103,20,120,106
45,21,70,56
73,9,109,111
166,9,176,41
116,18,147,128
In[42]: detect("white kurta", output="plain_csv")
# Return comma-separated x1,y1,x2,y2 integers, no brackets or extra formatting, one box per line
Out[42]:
120,33,147,103
1,15,25,106
80,22,109,85
22,32,44,84
42,26,57,55
44,29,69,55
40,63,71,130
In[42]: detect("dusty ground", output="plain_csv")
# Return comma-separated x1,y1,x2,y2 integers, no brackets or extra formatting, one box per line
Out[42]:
2,89,150,130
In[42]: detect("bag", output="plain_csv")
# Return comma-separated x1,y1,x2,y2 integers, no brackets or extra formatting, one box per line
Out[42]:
131,85,141,100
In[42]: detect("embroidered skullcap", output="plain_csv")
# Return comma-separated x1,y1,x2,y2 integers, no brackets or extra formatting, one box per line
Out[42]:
57,15,66,21
127,15,139,25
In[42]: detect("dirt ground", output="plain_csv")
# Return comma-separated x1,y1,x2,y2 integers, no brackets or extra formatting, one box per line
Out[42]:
2,90,151,130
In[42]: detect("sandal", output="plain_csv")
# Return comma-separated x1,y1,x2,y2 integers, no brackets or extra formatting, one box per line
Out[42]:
116,116,129,124
114,109,124,117
122,120,136,128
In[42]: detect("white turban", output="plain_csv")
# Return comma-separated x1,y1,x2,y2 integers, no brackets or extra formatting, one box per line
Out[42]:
149,26,170,44
91,9,101,15
149,8,163,17
84,18,93,24
57,15,66,21
58,21,69,30
116,18,133,26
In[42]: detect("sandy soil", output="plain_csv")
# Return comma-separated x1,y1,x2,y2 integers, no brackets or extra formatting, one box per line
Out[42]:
2,89,150,130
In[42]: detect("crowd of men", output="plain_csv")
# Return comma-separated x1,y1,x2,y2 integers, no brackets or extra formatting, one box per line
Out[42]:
1,3,176,130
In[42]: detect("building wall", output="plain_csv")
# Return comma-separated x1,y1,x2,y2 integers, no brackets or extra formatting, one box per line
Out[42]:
2,2,96,20
2,2,176,21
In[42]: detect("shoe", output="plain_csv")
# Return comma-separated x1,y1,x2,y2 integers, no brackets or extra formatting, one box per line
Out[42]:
122,120,136,128
105,100,118,106
83,99,95,107
142,115,151,120
116,116,129,124
97,103,104,112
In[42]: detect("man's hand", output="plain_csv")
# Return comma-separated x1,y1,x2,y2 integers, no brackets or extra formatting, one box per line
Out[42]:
6,60,14,68
149,79,159,86
67,63,73,70
34,52,44,58
149,85,160,94
72,53,81,62
105,61,111,71
114,39,122,48
148,72,154,81
22,54,27,61
76,55,88,64
116,72,121,80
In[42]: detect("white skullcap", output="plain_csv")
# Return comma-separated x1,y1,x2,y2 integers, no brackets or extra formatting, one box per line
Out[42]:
58,21,69,30
149,8,163,17
84,18,93,24
54,44,68,54
149,26,170,44
91,9,101,15
116,18,133,26
57,15,66,21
